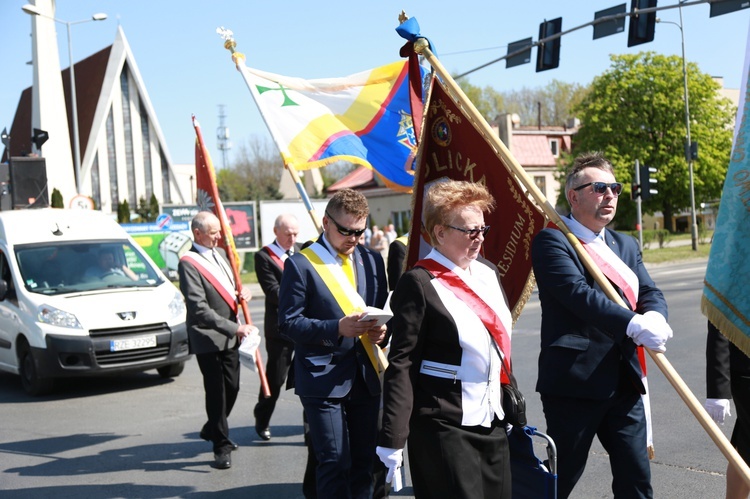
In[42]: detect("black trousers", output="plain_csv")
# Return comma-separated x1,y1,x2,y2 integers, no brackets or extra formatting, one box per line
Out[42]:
731,373,750,461
254,335,294,429
541,391,652,499
196,348,240,454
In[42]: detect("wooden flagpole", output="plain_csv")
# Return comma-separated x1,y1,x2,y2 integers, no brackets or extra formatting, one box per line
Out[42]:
285,164,323,233
411,37,750,487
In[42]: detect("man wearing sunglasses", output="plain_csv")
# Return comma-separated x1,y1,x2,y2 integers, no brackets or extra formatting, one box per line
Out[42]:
531,152,673,498
279,188,388,499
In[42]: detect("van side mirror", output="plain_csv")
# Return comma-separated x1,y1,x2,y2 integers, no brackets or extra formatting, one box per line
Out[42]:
0,280,8,301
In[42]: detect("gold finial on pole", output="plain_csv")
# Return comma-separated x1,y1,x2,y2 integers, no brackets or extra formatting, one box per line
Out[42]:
398,11,408,24
216,27,245,65
413,38,429,54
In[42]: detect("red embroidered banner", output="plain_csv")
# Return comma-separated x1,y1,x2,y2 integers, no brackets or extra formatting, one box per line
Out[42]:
406,79,546,316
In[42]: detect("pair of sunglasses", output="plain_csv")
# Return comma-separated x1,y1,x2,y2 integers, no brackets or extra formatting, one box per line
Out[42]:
447,225,491,239
325,211,366,237
573,181,624,196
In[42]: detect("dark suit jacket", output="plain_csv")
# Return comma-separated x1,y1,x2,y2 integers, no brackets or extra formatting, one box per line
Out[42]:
532,227,667,400
387,237,407,292
278,239,387,399
254,242,302,339
178,246,238,355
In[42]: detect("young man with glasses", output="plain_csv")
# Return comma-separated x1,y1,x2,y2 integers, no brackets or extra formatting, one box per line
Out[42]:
279,188,388,499
531,151,673,498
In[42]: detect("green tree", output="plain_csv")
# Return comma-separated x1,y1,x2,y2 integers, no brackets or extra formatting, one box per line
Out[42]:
456,78,506,121
135,196,150,223
132,194,160,222
503,80,589,126
50,188,64,208
320,160,357,191
216,167,251,202
218,136,284,202
573,52,734,230
457,77,587,127
117,199,131,224
149,193,160,220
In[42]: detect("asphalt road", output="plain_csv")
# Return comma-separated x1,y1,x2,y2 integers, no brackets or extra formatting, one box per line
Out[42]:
0,258,735,498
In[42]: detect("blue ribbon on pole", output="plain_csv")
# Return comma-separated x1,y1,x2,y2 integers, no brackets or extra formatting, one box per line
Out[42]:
395,17,437,57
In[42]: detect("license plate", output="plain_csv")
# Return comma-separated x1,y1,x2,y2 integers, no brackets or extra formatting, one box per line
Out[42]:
110,335,157,352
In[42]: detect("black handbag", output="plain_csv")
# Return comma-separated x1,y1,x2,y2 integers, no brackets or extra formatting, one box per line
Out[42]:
501,361,527,427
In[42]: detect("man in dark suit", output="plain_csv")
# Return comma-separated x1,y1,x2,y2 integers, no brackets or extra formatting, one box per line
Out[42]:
279,188,388,499
178,211,255,470
253,213,301,441
531,152,673,498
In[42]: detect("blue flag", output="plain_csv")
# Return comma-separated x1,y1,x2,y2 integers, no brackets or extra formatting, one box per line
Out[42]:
702,18,750,355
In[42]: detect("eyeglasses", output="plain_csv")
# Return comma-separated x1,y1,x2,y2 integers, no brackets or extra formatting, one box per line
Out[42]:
447,225,491,239
573,181,623,196
325,211,366,238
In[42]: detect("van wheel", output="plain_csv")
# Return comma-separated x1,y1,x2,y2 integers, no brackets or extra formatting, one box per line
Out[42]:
157,361,185,378
19,344,55,396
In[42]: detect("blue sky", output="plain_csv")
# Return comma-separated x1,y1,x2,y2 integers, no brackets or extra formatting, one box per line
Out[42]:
1,1,748,166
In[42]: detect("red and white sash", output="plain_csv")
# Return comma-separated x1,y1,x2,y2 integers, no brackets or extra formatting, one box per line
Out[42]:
579,236,649,377
180,252,238,314
416,257,513,384
263,243,287,270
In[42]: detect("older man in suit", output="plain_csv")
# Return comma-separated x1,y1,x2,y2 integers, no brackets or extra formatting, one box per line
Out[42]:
178,211,255,470
253,213,300,441
531,152,673,498
279,188,388,499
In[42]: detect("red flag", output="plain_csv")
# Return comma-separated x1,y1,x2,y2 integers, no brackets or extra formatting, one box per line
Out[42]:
192,115,270,397
406,79,545,316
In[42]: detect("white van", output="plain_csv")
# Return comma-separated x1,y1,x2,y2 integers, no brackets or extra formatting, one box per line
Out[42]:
0,208,189,395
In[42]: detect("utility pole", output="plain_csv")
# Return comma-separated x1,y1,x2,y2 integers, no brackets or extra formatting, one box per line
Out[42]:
635,159,644,251
217,105,231,170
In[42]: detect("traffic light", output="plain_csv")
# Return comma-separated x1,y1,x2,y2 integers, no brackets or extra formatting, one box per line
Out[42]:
685,140,698,161
627,0,656,47
631,182,641,201
536,17,562,72
640,164,658,200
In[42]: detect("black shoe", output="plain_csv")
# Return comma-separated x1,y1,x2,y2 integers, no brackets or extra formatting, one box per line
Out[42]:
256,427,271,441
229,440,239,451
214,451,231,469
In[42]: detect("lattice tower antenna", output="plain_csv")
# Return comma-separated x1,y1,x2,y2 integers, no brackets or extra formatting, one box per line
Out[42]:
216,104,231,169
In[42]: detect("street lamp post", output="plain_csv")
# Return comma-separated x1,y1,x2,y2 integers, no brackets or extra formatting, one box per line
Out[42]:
657,2,699,251
21,4,107,195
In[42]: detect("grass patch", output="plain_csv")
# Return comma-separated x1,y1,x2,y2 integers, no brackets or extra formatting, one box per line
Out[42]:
241,270,258,285
642,243,711,264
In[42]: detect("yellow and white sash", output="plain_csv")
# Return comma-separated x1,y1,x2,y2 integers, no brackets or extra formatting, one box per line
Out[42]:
300,242,387,373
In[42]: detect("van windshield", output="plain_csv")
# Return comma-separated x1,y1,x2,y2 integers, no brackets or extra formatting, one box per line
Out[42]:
16,241,165,295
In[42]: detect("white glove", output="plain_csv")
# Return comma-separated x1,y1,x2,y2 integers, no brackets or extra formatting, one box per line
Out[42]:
627,312,673,353
705,398,732,424
376,446,404,492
